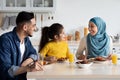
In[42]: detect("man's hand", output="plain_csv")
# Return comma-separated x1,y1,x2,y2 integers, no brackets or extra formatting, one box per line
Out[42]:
27,61,43,72
21,58,33,67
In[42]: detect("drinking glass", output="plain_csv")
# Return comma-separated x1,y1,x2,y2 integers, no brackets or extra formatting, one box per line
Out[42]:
112,54,118,65
39,53,44,65
69,53,74,63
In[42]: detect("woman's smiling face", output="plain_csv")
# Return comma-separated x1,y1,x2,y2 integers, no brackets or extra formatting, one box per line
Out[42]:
88,21,98,36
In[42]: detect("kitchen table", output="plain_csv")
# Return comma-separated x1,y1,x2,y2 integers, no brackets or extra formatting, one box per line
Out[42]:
27,61,120,80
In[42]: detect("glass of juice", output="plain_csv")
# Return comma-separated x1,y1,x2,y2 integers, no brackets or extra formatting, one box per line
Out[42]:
39,53,44,65
111,54,118,65
69,54,74,63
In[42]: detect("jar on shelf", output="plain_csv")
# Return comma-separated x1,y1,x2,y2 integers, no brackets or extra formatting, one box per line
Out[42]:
44,0,49,7
67,34,73,41
9,3,13,7
84,27,88,36
75,31,80,41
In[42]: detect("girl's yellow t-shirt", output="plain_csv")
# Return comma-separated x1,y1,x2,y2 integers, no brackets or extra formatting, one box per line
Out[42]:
40,41,71,59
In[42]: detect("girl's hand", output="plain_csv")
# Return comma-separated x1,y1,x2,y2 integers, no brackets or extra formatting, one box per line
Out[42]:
45,56,57,63
57,57,67,62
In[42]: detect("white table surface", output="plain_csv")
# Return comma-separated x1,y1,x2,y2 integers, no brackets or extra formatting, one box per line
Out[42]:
27,60,120,80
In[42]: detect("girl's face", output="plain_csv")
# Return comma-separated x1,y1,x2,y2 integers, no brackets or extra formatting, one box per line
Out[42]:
58,29,66,41
54,29,66,41
88,22,98,36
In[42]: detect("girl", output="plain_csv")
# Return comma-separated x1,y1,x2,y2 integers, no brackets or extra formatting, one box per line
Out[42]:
38,23,74,62
76,17,113,60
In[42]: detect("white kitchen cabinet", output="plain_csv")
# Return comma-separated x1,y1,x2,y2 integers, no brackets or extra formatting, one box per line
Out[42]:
0,1,2,10
0,0,55,12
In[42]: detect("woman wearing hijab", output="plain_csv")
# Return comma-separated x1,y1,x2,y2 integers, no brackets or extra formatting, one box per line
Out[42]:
76,17,113,60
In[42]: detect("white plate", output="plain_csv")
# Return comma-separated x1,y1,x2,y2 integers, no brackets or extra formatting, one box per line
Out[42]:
76,62,93,68
93,60,108,64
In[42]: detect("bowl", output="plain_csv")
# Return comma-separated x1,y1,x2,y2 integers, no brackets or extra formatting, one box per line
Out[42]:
76,61,93,68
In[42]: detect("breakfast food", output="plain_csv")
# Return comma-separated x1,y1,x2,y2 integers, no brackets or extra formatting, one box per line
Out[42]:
57,57,67,62
39,61,47,65
43,61,47,65
76,60,89,64
95,56,106,61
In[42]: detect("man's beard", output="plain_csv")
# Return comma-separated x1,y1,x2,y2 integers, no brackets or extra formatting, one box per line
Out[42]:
25,31,32,37
28,34,32,37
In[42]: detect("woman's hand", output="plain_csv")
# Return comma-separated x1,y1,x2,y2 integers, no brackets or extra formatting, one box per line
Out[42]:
107,54,112,60
78,55,86,60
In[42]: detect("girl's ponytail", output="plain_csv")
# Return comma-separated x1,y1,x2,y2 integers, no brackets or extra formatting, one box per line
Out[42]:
38,26,49,52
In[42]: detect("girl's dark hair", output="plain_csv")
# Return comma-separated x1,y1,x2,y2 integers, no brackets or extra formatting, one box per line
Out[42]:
38,23,64,52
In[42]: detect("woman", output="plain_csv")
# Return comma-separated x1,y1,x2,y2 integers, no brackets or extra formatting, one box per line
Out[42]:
76,17,113,60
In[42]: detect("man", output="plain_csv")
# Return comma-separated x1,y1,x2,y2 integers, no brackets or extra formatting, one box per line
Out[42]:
0,11,43,80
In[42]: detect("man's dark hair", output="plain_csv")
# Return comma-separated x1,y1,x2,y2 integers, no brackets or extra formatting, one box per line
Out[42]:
16,11,34,25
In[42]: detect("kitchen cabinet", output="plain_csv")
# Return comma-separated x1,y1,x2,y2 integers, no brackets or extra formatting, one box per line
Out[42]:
0,0,56,12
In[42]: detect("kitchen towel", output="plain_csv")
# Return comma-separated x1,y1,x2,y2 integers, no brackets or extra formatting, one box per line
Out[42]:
1,16,9,30
9,16,16,26
1,16,17,30
0,13,4,28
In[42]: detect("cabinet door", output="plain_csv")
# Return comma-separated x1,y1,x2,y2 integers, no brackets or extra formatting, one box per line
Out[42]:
32,0,54,7
30,0,55,12
2,0,28,12
0,1,2,10
0,0,55,12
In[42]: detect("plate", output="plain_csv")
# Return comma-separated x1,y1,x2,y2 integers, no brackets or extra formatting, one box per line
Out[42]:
76,61,93,68
93,60,108,64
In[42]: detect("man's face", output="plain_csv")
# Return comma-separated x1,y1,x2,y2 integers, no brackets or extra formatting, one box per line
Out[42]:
25,18,36,37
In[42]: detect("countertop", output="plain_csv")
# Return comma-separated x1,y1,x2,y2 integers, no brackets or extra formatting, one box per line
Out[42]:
31,40,120,46
27,61,120,79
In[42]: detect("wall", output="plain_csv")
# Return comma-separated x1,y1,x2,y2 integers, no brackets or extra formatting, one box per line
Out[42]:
35,0,120,42
54,0,120,36
0,0,120,43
